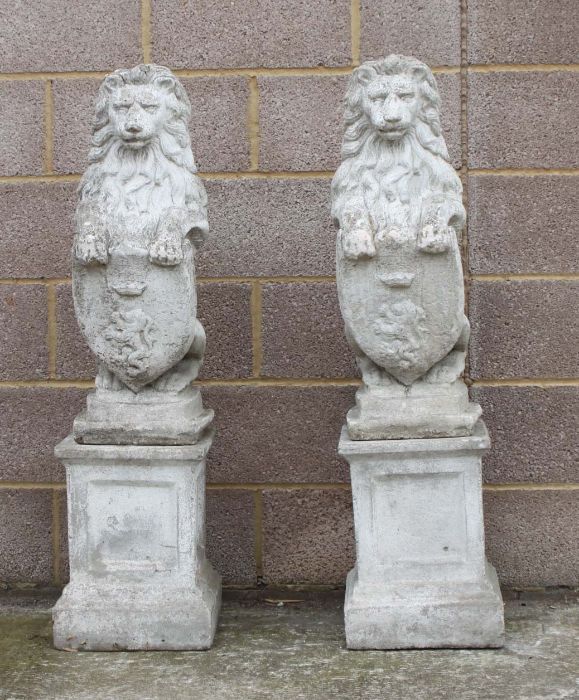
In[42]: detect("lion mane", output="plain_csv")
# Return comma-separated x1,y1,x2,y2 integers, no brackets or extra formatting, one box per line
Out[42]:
331,54,463,229
77,64,207,238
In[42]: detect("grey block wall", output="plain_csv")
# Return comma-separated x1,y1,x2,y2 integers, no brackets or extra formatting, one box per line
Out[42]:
0,0,577,589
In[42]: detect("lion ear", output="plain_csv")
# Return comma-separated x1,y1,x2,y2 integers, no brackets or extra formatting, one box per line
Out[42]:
154,76,175,93
102,74,123,93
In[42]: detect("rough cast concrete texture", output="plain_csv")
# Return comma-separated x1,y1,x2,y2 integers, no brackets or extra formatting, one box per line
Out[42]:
361,0,461,67
0,286,48,381
0,0,141,72
468,175,579,274
1,595,577,699
0,388,87,482
261,283,356,378
473,386,579,483
59,489,257,587
484,491,579,587
53,436,221,650
340,424,503,649
0,182,77,278
468,0,579,64
0,82,44,176
258,74,461,171
469,280,579,379
55,283,254,381
203,386,356,483
198,179,335,277
0,490,54,584
262,489,354,584
151,0,351,69
468,72,579,168
53,78,251,174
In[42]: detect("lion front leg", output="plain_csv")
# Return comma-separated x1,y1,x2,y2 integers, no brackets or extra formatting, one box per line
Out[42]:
339,207,376,261
74,217,109,266
149,207,187,267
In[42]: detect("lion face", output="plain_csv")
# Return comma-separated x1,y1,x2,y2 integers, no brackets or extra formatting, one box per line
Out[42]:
362,74,420,142
109,84,170,150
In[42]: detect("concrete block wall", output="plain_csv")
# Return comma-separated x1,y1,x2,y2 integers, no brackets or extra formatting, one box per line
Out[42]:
0,0,577,590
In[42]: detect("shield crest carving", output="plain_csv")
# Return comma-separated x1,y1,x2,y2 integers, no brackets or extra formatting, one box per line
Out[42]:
337,226,464,386
73,241,197,392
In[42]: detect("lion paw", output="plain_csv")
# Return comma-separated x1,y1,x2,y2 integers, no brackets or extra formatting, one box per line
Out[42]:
341,228,376,260
149,236,183,266
417,224,452,254
74,234,108,265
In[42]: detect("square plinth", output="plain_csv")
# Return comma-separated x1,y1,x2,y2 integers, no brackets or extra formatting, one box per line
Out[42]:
339,421,504,649
52,433,221,651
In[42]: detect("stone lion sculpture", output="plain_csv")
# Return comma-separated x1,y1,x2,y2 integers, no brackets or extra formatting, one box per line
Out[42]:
72,64,212,443
332,55,480,438
74,64,208,393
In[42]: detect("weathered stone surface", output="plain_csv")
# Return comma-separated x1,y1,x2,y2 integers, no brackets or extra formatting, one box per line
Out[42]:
56,281,254,381
261,283,356,378
56,284,95,380
0,82,44,176
204,386,355,483
341,424,504,649
469,176,579,274
198,283,253,380
151,0,351,69
468,0,579,64
0,388,87,482
0,489,54,584
53,435,221,650
333,56,478,439
474,387,579,483
468,73,579,169
206,490,256,585
469,281,579,379
53,77,251,174
198,179,335,277
484,490,579,587
262,489,354,584
0,0,141,72
0,286,49,381
0,183,76,279
69,66,213,445
361,0,461,67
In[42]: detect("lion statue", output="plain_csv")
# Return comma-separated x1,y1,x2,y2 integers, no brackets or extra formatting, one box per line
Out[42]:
73,64,208,393
332,54,469,389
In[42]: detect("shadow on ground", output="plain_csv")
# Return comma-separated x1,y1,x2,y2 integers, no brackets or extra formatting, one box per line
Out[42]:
0,590,577,700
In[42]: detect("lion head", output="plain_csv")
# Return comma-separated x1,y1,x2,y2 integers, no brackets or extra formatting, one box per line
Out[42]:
78,64,206,233
332,55,461,226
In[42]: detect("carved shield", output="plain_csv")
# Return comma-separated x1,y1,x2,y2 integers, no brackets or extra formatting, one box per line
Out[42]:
73,241,197,392
337,225,464,385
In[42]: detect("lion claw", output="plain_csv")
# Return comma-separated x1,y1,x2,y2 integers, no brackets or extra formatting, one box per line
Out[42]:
341,228,377,260
149,237,183,266
417,224,452,254
74,234,108,265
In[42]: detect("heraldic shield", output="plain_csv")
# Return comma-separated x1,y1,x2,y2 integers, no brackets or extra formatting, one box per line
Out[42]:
337,225,465,386
73,241,197,393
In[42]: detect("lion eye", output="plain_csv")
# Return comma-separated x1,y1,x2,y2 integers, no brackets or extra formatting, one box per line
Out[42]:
113,104,129,112
400,93,414,101
143,105,159,113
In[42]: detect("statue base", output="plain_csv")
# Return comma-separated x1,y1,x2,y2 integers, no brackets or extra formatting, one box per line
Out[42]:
346,380,481,440
52,433,221,650
74,386,213,445
339,421,504,650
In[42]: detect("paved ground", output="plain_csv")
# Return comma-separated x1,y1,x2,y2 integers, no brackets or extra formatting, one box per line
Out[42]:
0,590,577,700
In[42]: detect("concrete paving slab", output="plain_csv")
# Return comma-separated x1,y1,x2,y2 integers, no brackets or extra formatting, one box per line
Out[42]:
0,592,577,699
